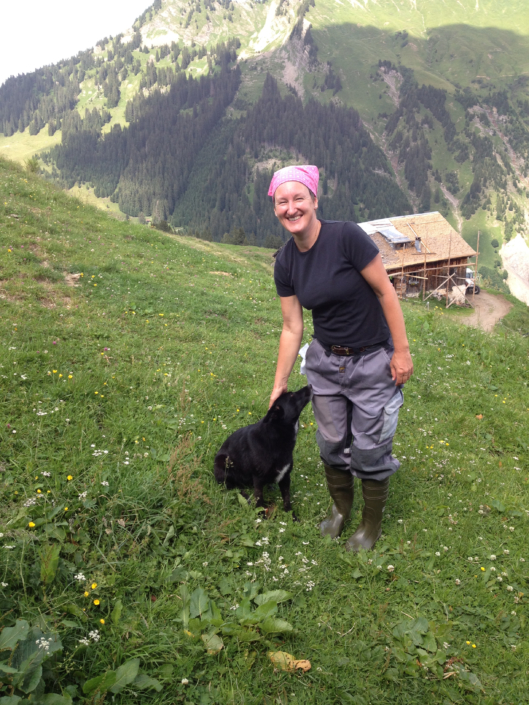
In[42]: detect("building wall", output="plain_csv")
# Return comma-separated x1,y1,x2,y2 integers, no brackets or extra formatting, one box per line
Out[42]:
387,258,470,296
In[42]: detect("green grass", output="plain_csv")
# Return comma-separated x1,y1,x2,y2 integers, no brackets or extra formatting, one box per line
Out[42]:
1,155,529,704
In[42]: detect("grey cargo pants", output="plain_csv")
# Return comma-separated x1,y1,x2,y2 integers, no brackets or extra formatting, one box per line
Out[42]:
304,339,403,481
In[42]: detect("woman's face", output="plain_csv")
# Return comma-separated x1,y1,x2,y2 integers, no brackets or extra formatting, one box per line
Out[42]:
273,181,318,236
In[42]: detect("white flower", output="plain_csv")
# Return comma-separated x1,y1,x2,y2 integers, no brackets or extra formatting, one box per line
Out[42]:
509,527,515,532
202,562,208,567
443,546,448,551
78,638,90,646
497,577,503,582
504,550,510,555
397,519,403,524
255,518,262,524
490,567,496,572
490,555,496,560
387,565,395,572
520,558,525,562
78,491,87,500
507,585,514,591
247,562,253,566
1,582,8,587
3,546,15,549
229,604,239,611
443,642,450,649
279,521,287,525
89,630,100,642
181,678,189,685
435,552,440,557
101,481,109,486
42,471,51,477
455,579,461,585
74,573,86,581
511,611,517,616
279,528,285,533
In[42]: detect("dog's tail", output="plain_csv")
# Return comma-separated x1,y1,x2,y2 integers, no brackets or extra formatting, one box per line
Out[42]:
213,453,229,485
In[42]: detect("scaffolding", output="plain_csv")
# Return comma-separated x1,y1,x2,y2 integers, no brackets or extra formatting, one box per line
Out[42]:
392,231,481,309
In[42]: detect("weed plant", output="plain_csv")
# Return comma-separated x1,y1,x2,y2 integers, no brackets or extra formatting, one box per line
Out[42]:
0,157,528,703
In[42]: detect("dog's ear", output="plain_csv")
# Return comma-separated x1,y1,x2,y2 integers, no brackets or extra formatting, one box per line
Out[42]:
264,404,284,423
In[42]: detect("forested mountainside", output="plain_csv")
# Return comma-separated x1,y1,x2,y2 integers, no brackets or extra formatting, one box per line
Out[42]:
1,0,529,253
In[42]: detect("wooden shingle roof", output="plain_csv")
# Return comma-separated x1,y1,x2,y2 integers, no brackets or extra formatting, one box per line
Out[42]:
358,211,476,272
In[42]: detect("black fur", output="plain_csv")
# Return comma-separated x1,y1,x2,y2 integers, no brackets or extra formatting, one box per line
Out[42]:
214,386,312,516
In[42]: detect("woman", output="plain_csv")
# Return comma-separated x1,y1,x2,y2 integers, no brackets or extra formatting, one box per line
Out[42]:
269,165,413,551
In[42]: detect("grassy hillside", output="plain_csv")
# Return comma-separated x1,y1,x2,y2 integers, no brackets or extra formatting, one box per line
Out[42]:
1,157,529,703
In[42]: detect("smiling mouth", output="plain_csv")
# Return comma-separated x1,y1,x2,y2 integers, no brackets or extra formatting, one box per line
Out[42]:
286,215,301,222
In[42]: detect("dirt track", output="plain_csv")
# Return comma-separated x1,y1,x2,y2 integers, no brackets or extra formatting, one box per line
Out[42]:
460,291,513,332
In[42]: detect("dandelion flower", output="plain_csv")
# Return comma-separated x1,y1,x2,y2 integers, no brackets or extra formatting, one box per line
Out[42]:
100,619,105,625
28,522,35,528
67,475,73,481
84,591,90,597
64,507,68,512
91,582,97,589
93,599,100,605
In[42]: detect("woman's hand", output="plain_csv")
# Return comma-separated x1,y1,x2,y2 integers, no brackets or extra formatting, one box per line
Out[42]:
390,349,414,385
269,384,288,408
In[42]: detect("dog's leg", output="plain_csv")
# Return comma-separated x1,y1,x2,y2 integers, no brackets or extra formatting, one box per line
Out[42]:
253,478,266,509
278,473,298,521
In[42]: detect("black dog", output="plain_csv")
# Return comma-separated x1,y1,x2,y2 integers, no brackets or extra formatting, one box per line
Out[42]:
214,386,312,516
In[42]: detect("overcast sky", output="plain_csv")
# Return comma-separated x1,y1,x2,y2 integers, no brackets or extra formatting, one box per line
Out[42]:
0,0,151,86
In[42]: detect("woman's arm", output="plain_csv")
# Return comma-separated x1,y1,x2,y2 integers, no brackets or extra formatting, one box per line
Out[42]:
270,295,304,407
360,253,414,386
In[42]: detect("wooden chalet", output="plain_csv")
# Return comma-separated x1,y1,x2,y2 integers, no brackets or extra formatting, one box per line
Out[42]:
358,211,477,297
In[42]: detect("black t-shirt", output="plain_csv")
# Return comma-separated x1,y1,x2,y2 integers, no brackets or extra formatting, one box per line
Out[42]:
274,220,390,348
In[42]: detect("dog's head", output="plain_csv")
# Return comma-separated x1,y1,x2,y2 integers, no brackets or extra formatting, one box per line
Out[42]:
265,385,312,425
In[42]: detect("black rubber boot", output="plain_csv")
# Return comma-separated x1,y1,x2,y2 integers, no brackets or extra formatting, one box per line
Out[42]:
319,464,354,539
345,478,389,552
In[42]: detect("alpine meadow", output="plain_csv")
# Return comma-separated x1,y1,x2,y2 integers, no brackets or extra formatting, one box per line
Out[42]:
1,0,529,703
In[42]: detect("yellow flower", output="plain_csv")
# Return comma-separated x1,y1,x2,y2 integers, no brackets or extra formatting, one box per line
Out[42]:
37,489,42,494
84,591,89,597
53,370,57,374
91,582,98,589
68,375,72,379
67,475,73,481
64,507,68,512
95,391,98,395
472,644,476,648
28,522,36,528
59,374,63,378
93,599,100,606
466,641,471,645
100,619,105,625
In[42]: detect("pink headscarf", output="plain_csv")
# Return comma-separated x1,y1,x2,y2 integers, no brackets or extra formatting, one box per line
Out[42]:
268,165,319,198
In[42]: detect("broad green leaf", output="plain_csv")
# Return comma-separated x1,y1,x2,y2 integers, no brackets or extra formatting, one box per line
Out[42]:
166,567,188,583
259,618,293,634
237,493,248,507
384,667,399,682
110,658,140,693
201,632,224,655
0,664,18,674
491,499,505,512
133,674,163,692
0,620,30,650
19,664,43,694
218,577,232,596
413,616,429,634
252,601,278,621
41,694,73,705
63,603,87,622
0,697,22,704
351,569,363,580
111,599,123,626
254,590,292,605
83,671,117,695
189,587,209,619
40,543,61,585
422,632,437,653
242,582,260,600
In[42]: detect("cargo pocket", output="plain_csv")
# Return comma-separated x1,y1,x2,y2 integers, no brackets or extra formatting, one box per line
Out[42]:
379,389,404,443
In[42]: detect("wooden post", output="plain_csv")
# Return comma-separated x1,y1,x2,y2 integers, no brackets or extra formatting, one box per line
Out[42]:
445,230,452,308
423,247,427,299
473,230,480,305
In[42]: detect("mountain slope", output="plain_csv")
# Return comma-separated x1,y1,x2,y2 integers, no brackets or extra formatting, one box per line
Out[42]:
1,0,529,285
